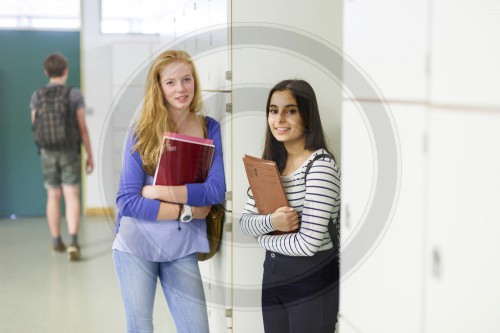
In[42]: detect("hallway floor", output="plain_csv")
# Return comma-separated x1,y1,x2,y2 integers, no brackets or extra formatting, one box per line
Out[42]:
0,216,175,332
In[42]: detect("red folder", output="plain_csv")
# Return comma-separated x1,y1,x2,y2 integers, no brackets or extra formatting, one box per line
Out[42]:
153,132,215,185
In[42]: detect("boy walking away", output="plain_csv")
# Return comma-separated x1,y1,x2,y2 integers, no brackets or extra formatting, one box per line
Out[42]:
30,53,94,261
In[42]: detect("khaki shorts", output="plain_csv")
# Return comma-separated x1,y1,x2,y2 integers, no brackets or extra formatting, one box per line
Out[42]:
40,149,81,189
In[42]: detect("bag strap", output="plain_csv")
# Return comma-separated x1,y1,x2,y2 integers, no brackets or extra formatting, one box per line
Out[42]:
303,152,335,185
203,116,230,213
63,86,74,117
65,86,73,101
303,151,340,255
203,115,209,139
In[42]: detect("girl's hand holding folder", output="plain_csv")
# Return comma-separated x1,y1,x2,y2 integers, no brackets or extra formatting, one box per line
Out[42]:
270,206,300,233
141,184,187,203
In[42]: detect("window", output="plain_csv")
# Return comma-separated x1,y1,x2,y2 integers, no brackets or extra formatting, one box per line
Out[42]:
0,0,180,34
101,0,178,34
0,0,80,30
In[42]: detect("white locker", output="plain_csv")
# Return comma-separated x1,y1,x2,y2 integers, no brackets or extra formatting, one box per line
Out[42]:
343,0,428,101
339,102,426,333
430,0,500,106
426,108,500,332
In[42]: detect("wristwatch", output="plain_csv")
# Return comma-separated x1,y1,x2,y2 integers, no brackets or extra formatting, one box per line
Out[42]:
180,204,193,223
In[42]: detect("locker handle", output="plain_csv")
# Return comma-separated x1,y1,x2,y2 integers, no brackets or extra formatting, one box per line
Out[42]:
344,204,351,229
432,247,442,279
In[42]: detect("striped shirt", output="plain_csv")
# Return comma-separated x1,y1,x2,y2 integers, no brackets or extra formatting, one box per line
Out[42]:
240,149,341,256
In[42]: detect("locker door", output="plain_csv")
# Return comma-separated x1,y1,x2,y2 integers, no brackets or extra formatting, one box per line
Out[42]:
339,102,425,333
426,109,500,332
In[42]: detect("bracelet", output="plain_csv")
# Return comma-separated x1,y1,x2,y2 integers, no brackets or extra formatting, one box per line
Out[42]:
177,204,183,221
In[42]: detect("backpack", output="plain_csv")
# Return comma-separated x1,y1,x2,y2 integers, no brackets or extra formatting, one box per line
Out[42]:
33,85,80,150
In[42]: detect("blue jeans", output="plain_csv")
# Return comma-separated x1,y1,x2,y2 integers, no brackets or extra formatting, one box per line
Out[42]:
113,250,209,333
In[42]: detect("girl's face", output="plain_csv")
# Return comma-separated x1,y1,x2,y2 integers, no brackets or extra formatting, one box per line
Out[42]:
159,61,195,114
267,90,306,147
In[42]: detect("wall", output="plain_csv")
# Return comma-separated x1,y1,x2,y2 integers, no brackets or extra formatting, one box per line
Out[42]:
0,30,80,217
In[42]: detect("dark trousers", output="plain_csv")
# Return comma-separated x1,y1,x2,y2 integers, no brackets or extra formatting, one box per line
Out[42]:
262,249,339,333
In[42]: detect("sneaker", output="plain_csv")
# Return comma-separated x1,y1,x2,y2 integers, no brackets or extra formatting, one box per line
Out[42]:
51,242,67,254
67,245,81,261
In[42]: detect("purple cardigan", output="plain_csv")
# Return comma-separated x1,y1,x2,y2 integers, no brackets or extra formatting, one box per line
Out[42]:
112,116,226,261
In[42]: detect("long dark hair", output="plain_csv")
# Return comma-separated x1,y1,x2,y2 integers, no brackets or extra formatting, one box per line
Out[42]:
262,79,333,173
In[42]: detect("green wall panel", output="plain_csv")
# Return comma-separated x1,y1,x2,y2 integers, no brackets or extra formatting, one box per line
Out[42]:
0,30,80,217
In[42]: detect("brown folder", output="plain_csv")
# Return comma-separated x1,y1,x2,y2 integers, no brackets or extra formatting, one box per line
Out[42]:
243,155,297,236
243,154,288,215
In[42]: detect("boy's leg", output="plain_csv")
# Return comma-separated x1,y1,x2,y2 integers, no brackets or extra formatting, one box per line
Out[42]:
60,149,82,260
40,150,65,253
62,185,80,237
47,188,62,236
63,184,81,260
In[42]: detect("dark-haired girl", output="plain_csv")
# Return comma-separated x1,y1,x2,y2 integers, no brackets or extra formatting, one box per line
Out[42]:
240,79,340,333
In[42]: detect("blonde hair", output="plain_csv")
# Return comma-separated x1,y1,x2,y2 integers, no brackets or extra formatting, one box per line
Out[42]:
133,50,205,175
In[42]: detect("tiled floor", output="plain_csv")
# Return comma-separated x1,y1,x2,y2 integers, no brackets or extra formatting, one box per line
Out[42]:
0,216,175,332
